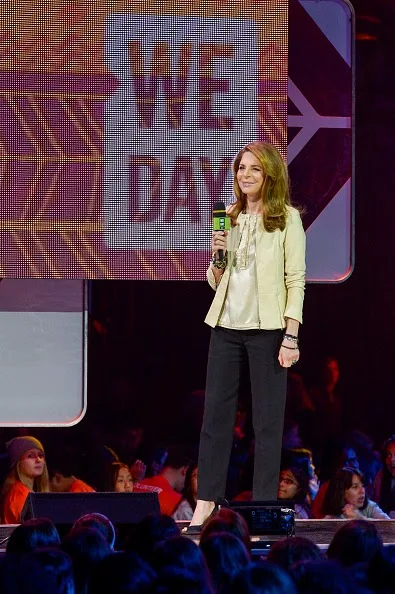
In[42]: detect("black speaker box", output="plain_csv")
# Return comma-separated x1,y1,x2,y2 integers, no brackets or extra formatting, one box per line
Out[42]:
22,491,160,525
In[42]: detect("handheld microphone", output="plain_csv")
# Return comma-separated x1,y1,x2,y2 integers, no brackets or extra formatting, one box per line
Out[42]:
213,201,231,261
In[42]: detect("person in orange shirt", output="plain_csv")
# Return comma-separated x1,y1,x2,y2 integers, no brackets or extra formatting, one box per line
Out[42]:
48,448,95,494
134,447,192,516
1,436,49,524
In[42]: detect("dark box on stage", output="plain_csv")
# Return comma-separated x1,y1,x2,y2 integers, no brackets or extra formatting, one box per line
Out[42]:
22,492,160,525
224,500,295,536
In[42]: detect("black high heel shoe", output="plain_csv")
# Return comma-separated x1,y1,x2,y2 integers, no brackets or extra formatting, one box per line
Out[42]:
183,498,228,535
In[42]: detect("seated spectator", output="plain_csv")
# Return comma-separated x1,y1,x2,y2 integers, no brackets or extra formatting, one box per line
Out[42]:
327,519,384,567
1,436,49,524
71,513,116,550
6,518,60,554
129,514,180,565
327,519,395,592
346,429,382,497
307,356,344,454
152,535,212,591
266,536,322,570
89,551,157,594
290,559,356,594
322,468,389,519
372,434,395,516
312,439,359,518
200,532,250,593
281,446,319,502
17,548,74,594
104,461,133,493
48,448,95,493
199,508,251,556
62,527,112,594
172,463,198,521
156,567,213,594
228,562,298,594
141,444,168,478
277,467,311,519
134,447,191,516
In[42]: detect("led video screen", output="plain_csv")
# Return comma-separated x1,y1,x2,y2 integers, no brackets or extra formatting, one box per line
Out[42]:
0,0,287,279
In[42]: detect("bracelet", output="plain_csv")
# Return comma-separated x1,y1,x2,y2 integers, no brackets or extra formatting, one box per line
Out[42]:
283,333,298,343
281,343,299,350
211,253,227,270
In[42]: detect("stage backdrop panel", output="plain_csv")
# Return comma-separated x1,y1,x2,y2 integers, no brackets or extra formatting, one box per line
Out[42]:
289,0,354,282
0,0,287,279
0,279,86,425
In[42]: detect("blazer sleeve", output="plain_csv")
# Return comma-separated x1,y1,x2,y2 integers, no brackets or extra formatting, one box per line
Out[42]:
283,208,306,323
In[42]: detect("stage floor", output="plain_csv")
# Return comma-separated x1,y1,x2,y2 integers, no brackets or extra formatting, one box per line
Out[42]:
179,519,395,553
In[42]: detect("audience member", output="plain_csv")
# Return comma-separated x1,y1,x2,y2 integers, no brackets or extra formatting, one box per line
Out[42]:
156,567,213,594
152,535,213,591
1,436,49,523
48,448,95,493
104,461,133,492
346,429,382,497
134,447,192,515
327,519,384,566
17,548,74,594
312,438,359,518
228,561,298,594
322,467,389,519
281,446,319,501
129,514,180,565
327,519,395,592
290,559,356,594
372,434,395,516
71,513,116,550
277,467,311,519
6,518,60,554
172,463,198,521
199,508,251,555
62,527,112,594
307,356,344,454
266,536,322,570
141,444,168,478
89,551,157,594
200,532,250,593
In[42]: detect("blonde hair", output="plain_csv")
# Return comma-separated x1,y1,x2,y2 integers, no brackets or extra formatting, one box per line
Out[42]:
230,141,291,232
0,459,49,513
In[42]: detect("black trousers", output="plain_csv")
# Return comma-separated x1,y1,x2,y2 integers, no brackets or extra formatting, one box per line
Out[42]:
198,326,287,501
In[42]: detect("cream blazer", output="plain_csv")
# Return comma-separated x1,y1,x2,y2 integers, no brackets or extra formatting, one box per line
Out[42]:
205,206,306,329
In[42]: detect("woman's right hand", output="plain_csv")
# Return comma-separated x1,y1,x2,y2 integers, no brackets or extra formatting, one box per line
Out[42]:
342,504,362,519
211,230,228,258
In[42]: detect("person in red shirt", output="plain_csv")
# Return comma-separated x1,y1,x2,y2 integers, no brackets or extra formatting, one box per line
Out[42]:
47,448,95,494
1,436,49,524
134,447,192,516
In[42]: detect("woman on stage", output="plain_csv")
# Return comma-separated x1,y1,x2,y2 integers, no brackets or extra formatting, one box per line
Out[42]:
188,141,306,531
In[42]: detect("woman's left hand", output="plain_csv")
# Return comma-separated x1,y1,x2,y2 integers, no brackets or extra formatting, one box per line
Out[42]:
278,345,300,368
130,459,147,481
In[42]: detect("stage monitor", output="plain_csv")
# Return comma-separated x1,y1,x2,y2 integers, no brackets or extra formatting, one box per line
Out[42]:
22,492,160,525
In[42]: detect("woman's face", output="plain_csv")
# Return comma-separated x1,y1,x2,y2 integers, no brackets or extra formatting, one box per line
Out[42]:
19,448,45,479
114,466,133,493
277,470,300,500
344,474,365,508
237,151,265,200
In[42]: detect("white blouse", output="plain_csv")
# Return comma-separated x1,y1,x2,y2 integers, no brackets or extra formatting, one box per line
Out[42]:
218,213,260,330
